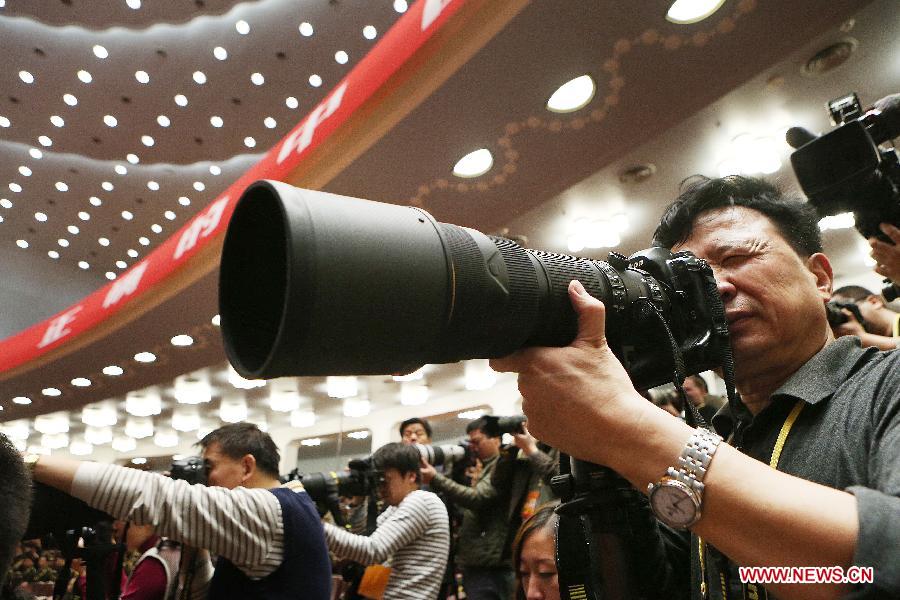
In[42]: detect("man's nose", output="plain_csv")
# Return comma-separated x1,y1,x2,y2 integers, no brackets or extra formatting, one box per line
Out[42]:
713,270,737,303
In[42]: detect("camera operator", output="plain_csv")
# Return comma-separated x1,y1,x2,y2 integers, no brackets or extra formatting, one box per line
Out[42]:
420,417,512,600
831,285,900,351
0,433,30,592
24,422,331,600
492,175,900,599
323,443,449,600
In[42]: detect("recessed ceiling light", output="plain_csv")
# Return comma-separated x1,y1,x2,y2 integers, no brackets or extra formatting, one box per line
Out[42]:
98,237,110,246
547,75,595,113
141,135,155,146
78,211,90,220
453,148,494,178
38,136,52,147
208,165,221,175
0,116,9,128
77,70,92,83
131,457,147,465
19,166,32,177
134,352,156,363
178,196,190,206
127,249,138,258
151,224,162,233
29,148,42,159
235,20,250,35
335,51,349,64
193,181,205,191
157,115,170,127
78,261,89,270
71,377,91,387
34,212,47,222
666,0,726,24
126,0,141,9
211,314,221,326
213,46,228,60
263,117,276,129
393,0,408,13
102,181,114,191
115,164,127,175
164,210,176,220
299,22,314,37
16,239,28,249
55,181,69,192
47,250,59,259
42,387,62,397
138,236,149,245
126,153,139,164
63,93,78,106
58,238,69,247
9,183,22,193
67,225,79,235
0,199,11,208
147,181,159,191
244,137,256,148
171,334,193,346
363,25,377,40
19,70,34,84
105,272,116,280
103,365,124,376
90,196,102,206
13,396,32,405
50,115,65,127
210,116,223,128
286,96,298,109
92,45,108,59
174,94,188,107
121,210,133,220
309,74,322,87
192,71,207,85
251,72,264,86
104,115,118,127
116,260,127,269
135,70,150,84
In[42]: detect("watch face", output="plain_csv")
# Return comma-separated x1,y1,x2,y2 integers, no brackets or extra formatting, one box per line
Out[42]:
650,481,700,529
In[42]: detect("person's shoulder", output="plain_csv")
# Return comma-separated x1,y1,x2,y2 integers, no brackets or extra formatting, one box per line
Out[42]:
406,489,445,507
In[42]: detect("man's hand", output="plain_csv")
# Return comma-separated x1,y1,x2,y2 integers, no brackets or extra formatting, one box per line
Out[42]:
832,308,866,338
511,426,539,456
490,280,654,468
869,223,900,282
419,458,436,484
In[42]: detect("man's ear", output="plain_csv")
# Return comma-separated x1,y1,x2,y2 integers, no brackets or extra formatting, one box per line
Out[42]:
865,294,885,308
806,253,834,300
241,454,257,482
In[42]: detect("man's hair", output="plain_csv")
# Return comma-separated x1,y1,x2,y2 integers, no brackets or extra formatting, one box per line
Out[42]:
399,417,432,439
198,422,280,477
0,433,31,586
653,175,823,257
372,443,421,482
466,416,499,438
832,285,875,302
688,374,709,393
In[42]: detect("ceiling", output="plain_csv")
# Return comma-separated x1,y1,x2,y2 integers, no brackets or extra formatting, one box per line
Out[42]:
0,0,896,465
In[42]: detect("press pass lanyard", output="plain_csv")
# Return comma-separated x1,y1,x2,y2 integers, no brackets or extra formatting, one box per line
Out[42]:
698,399,805,600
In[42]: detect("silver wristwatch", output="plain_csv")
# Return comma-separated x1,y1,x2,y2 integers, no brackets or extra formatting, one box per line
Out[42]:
647,428,722,530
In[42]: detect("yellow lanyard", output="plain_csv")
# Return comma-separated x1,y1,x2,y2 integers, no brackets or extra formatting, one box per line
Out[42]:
699,399,805,599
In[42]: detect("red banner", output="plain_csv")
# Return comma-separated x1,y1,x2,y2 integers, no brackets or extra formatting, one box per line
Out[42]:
0,0,468,375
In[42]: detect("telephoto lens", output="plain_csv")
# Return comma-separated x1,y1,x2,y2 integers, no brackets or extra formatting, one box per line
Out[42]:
413,443,467,467
219,181,729,390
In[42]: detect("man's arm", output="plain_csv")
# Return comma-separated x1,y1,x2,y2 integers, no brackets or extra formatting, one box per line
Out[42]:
870,223,900,282
425,461,499,510
323,492,432,565
31,457,284,578
832,310,898,351
492,281,871,600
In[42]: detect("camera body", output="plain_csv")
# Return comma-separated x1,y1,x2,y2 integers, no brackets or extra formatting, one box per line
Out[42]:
825,299,867,329
169,455,207,486
285,457,375,503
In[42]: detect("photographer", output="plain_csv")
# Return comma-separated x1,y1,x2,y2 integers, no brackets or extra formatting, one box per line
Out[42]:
0,433,30,593
24,422,331,600
492,176,900,599
420,417,511,600
831,285,900,350
322,443,449,600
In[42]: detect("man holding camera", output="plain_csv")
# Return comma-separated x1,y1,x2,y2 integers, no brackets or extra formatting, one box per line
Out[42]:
323,442,449,599
24,422,331,599
493,176,900,598
831,284,900,351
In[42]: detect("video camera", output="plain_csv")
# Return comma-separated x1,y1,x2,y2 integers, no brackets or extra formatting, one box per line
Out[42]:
787,92,900,300
825,299,867,328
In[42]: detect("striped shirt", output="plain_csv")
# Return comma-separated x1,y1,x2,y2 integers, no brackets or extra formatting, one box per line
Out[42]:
323,489,449,600
71,462,286,579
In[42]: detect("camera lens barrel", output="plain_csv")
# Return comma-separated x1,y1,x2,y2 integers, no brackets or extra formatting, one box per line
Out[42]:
220,181,673,379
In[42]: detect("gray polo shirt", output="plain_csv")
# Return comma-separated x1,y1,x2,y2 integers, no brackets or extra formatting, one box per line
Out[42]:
688,337,900,599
